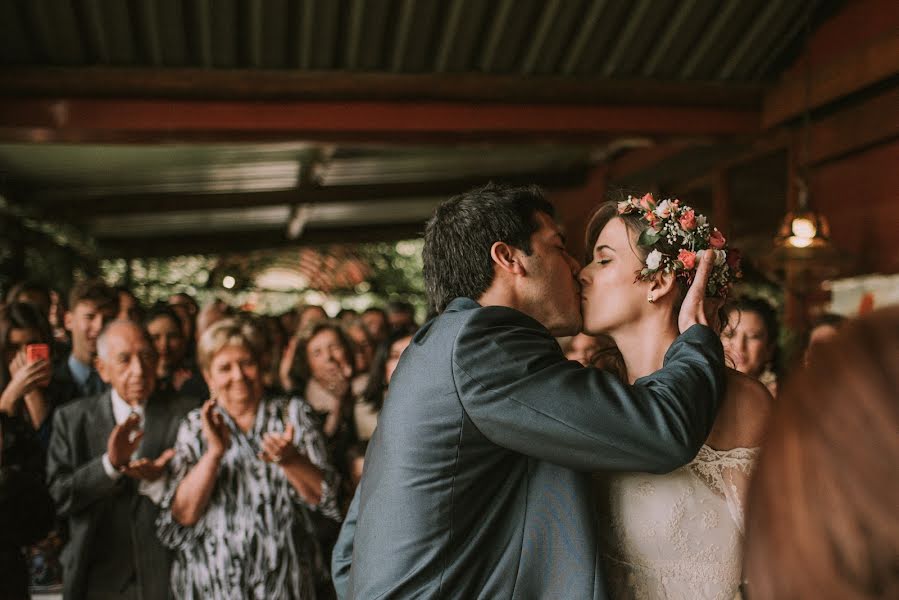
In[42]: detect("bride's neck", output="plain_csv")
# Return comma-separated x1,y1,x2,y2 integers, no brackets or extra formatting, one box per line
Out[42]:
613,316,679,384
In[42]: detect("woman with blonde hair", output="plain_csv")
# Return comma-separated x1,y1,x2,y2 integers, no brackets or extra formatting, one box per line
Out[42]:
157,318,341,599
743,306,899,599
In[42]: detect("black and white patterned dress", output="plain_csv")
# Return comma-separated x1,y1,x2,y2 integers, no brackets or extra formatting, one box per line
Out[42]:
157,396,342,600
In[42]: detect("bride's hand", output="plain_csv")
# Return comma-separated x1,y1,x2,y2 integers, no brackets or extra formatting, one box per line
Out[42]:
677,249,717,334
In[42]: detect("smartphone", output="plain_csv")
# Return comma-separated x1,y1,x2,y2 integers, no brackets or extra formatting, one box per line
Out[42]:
26,343,50,364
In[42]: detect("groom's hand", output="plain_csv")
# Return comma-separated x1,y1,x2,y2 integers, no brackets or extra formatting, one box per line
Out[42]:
677,249,719,334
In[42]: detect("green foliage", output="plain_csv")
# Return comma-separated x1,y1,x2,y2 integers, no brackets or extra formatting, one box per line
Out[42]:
97,239,427,316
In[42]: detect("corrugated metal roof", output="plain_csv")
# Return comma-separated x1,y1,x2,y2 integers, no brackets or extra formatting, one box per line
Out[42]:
0,0,849,257
0,0,823,81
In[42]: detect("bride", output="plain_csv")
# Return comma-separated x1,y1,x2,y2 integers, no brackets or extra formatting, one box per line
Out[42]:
580,195,772,599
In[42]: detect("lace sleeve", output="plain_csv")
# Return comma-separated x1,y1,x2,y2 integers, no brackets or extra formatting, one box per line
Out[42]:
689,446,759,534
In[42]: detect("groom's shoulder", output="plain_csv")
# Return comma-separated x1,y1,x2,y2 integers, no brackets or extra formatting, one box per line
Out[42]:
463,304,547,333
438,298,546,331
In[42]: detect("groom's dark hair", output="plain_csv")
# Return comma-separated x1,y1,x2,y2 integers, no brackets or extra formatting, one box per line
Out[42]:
422,183,554,314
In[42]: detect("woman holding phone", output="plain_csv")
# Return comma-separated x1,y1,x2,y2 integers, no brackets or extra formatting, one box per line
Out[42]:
0,302,53,440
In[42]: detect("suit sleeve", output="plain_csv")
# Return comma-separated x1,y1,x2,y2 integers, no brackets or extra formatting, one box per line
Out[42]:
453,307,725,473
46,407,120,517
331,486,360,600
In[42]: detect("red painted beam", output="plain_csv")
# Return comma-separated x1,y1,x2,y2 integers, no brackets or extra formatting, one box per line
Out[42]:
0,98,760,142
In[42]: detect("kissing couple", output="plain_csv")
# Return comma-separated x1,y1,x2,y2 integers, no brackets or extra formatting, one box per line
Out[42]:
334,184,771,600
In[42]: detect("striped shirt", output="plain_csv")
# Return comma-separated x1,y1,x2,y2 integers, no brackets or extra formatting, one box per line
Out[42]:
157,396,341,599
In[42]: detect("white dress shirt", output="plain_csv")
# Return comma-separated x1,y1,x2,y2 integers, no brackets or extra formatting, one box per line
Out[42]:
101,389,167,503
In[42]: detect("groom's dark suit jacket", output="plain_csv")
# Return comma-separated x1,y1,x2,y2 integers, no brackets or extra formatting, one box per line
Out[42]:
333,298,725,600
46,390,197,600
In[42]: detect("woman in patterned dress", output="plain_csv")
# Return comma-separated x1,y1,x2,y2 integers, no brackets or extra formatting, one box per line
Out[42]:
580,197,773,599
156,318,341,600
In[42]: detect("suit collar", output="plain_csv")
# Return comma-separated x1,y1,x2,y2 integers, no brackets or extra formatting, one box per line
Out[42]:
444,297,480,313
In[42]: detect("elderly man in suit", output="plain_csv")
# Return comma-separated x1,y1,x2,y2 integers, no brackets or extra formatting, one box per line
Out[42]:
47,320,195,600
332,184,726,599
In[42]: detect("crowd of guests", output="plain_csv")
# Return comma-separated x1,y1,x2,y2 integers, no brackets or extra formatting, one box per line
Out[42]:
0,270,895,599
0,278,417,600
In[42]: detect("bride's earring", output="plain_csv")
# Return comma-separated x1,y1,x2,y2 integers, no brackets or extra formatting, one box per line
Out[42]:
647,294,655,304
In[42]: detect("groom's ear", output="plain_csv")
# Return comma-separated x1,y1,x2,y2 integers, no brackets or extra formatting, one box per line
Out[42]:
490,242,526,276
649,271,677,300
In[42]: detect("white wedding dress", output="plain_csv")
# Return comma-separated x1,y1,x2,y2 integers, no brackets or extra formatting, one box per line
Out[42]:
596,445,758,600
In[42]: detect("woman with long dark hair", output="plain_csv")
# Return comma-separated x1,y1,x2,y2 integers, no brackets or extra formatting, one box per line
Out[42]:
0,303,53,438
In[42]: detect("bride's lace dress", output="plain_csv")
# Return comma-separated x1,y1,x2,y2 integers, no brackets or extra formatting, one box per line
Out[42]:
596,445,758,600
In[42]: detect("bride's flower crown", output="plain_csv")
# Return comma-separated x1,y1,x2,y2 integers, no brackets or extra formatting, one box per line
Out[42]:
617,193,740,298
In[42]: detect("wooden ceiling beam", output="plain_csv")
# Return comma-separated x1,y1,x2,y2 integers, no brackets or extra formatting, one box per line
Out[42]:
40,169,589,218
804,85,899,166
763,31,899,128
670,84,899,193
607,141,707,182
0,68,765,108
0,97,760,144
96,222,426,259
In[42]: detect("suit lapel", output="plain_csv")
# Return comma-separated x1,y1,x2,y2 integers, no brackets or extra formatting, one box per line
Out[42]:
87,391,116,459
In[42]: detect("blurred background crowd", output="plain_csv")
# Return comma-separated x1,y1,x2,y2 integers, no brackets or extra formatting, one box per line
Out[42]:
2,266,895,599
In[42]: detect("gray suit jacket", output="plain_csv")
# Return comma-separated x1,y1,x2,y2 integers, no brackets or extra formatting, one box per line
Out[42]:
46,390,197,600
332,298,725,599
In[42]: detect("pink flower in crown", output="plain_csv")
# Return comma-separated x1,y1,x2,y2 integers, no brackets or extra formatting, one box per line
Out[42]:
710,228,726,249
678,249,697,269
617,201,630,214
644,211,658,225
639,193,655,211
678,209,696,231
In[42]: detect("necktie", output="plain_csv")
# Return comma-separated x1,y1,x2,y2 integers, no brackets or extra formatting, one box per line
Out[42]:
85,369,106,396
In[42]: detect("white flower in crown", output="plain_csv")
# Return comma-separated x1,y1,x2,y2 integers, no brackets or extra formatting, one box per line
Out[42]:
654,200,672,218
696,214,708,228
645,249,663,270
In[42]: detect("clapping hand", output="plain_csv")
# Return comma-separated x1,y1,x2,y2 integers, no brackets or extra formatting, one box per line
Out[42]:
200,399,231,458
107,413,144,469
320,363,352,398
120,448,175,481
172,368,192,392
259,423,304,467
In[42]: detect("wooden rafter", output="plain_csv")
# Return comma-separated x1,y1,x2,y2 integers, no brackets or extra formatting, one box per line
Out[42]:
0,97,760,144
0,68,764,108
96,222,426,259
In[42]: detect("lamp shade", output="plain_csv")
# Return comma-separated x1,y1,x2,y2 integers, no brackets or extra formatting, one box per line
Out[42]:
774,208,832,249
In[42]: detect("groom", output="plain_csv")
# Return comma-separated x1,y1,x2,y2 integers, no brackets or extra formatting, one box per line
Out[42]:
332,184,725,599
